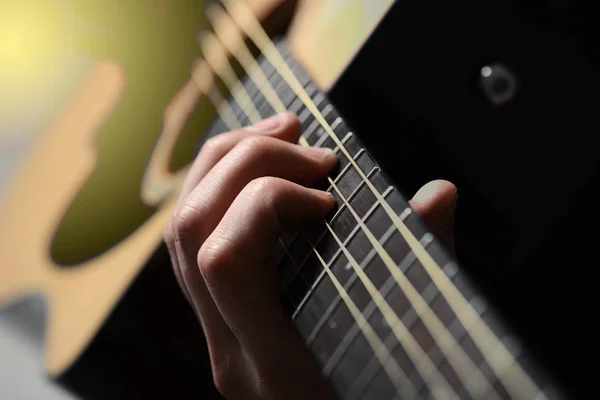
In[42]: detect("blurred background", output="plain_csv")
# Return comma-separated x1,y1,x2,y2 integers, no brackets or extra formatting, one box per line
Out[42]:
1,1,219,398
1,2,91,396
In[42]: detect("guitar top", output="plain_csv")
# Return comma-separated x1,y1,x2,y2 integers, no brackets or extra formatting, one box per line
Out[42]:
1,0,598,399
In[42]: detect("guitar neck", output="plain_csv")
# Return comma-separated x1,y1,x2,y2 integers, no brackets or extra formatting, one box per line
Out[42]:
200,40,562,400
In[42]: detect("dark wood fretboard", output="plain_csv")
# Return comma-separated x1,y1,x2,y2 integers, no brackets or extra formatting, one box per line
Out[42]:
202,41,562,400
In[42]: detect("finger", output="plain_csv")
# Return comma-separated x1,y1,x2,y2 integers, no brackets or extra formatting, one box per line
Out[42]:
199,177,337,398
410,179,458,250
176,112,300,209
166,113,300,303
171,138,337,362
178,135,337,249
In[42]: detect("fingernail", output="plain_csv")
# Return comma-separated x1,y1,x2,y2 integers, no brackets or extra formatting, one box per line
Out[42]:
304,146,337,162
311,188,335,204
246,113,288,133
322,191,335,203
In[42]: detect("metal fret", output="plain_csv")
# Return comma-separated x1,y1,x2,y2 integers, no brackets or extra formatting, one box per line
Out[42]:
293,187,395,321
323,232,429,373
281,165,379,298
330,117,343,131
210,40,560,399
304,220,397,341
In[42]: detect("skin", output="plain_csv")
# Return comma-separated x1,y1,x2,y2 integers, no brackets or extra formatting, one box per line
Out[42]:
164,112,458,400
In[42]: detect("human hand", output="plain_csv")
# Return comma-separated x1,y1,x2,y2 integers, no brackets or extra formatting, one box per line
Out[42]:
164,113,457,399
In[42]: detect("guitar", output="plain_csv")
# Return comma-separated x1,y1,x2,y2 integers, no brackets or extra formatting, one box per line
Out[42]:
1,0,597,398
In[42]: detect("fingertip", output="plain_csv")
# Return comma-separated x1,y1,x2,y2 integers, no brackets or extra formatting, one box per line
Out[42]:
302,146,338,165
279,112,302,140
309,188,336,212
245,113,301,142
245,113,285,133
410,180,457,250
322,190,336,206
411,180,457,213
278,111,301,127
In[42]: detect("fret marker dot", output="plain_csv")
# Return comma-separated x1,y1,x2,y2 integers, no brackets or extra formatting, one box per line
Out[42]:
327,319,337,330
344,263,352,271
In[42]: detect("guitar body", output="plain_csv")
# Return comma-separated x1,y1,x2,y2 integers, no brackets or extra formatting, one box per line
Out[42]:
0,1,392,398
0,0,596,398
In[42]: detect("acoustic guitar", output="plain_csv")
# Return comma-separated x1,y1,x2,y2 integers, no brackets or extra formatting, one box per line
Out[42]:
1,0,597,398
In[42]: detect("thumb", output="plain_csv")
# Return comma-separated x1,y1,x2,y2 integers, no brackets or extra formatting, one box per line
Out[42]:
409,180,458,251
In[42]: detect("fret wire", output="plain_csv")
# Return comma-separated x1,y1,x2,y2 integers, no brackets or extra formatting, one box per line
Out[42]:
278,236,306,289
243,44,492,396
344,239,484,400
219,2,542,398
278,145,367,293
305,221,398,343
339,234,428,400
312,92,326,107
277,130,356,273
302,119,322,141
307,105,334,142
202,73,420,398
293,189,394,322
337,132,354,150
275,131,358,293
299,107,313,123
288,98,303,113
328,172,497,399
206,5,544,396
201,40,468,399
282,164,379,297
197,31,261,124
290,186,394,319
190,60,241,130
204,13,423,395
206,6,452,396
313,129,330,149
330,117,343,131
204,10,417,395
241,43,497,399
306,238,423,400
326,156,369,216
284,162,379,279
322,220,459,398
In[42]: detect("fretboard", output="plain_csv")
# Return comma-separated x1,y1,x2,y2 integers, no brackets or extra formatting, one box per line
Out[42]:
202,40,561,400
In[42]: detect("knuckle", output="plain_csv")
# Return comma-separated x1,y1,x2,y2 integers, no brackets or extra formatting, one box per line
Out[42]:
200,135,228,158
236,135,272,160
243,176,280,201
197,235,236,281
171,202,203,245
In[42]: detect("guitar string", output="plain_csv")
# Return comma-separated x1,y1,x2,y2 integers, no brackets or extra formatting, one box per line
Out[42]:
198,30,262,123
219,1,542,398
200,66,427,400
206,4,499,399
198,19,425,400
205,4,465,399
190,57,242,130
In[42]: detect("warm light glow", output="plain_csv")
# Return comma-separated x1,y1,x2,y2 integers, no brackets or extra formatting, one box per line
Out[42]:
0,1,67,90
0,1,74,139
